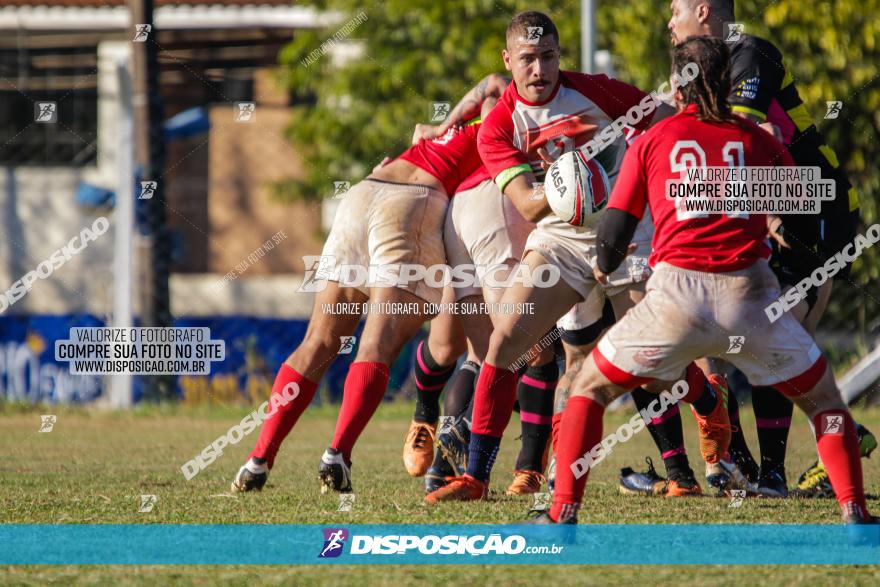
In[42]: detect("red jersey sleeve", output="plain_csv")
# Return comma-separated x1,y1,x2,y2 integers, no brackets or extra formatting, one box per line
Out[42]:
607,138,648,219
477,103,531,191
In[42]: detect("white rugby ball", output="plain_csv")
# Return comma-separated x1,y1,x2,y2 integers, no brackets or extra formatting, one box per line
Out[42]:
544,150,611,227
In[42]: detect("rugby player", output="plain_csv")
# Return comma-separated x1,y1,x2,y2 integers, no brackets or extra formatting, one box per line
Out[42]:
230,123,484,494
404,102,559,495
534,36,873,525
425,11,732,504
650,0,877,498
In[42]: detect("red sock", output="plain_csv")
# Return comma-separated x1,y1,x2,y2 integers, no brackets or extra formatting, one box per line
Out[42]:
550,396,605,522
681,363,706,403
471,362,519,437
249,364,318,469
813,410,868,515
551,412,563,458
331,361,390,461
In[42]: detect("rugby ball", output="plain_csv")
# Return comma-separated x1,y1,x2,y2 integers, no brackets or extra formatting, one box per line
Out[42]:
544,150,611,227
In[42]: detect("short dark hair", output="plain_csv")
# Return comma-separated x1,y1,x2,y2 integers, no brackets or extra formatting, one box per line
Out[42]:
672,36,733,122
506,11,559,45
706,0,735,21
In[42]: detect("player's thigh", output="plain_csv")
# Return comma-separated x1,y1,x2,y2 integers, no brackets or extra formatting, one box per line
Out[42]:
607,280,645,319
287,282,367,376
569,351,632,407
485,252,581,366
355,287,432,364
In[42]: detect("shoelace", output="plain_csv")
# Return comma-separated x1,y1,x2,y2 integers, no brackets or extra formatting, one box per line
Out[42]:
408,424,434,449
513,471,545,490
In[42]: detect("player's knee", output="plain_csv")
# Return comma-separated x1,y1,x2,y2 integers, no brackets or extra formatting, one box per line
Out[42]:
427,338,465,367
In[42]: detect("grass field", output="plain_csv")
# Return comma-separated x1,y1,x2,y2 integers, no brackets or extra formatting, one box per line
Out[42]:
2,399,879,585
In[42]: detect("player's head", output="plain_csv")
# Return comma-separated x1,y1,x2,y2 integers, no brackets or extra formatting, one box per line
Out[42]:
671,36,733,122
503,11,560,103
668,0,734,44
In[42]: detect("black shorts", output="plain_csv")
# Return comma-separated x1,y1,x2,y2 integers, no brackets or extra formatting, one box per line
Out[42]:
559,299,615,346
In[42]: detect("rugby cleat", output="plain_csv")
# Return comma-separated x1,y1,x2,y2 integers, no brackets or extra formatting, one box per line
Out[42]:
318,448,353,494
705,457,756,494
842,502,880,546
618,457,666,496
691,374,733,464
857,423,878,458
522,510,578,525
436,416,470,477
231,458,268,493
792,461,834,498
424,453,454,494
793,424,877,499
403,420,437,477
665,470,703,497
756,469,789,498
506,470,545,495
424,474,487,503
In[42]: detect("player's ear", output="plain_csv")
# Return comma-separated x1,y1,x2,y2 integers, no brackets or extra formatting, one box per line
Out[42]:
696,2,710,25
502,49,513,71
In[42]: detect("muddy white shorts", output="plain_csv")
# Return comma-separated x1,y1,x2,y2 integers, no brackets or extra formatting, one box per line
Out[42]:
594,259,826,393
319,179,448,304
444,179,535,301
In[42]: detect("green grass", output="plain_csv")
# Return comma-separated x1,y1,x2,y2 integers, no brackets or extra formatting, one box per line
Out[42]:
1,400,879,584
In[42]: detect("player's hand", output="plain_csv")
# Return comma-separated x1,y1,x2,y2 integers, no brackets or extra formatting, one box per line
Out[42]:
767,215,791,249
412,124,444,145
536,147,555,171
759,122,783,142
372,157,391,174
593,244,638,284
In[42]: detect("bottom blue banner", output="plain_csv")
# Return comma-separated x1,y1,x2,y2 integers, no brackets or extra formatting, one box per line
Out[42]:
1,524,878,565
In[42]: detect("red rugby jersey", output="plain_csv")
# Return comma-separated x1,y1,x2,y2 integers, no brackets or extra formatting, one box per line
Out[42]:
608,104,795,272
398,122,483,196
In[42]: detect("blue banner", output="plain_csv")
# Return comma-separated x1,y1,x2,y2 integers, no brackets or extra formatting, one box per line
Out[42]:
0,315,420,404
1,524,877,565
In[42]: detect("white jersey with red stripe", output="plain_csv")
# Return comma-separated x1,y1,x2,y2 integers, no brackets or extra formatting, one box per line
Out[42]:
478,71,655,243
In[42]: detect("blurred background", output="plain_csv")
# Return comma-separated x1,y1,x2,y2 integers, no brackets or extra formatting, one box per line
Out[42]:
0,0,877,409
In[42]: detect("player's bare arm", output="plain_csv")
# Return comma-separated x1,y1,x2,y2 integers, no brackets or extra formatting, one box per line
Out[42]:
503,172,550,222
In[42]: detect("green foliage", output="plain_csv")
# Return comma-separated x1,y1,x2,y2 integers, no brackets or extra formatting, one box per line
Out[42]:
276,0,878,334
